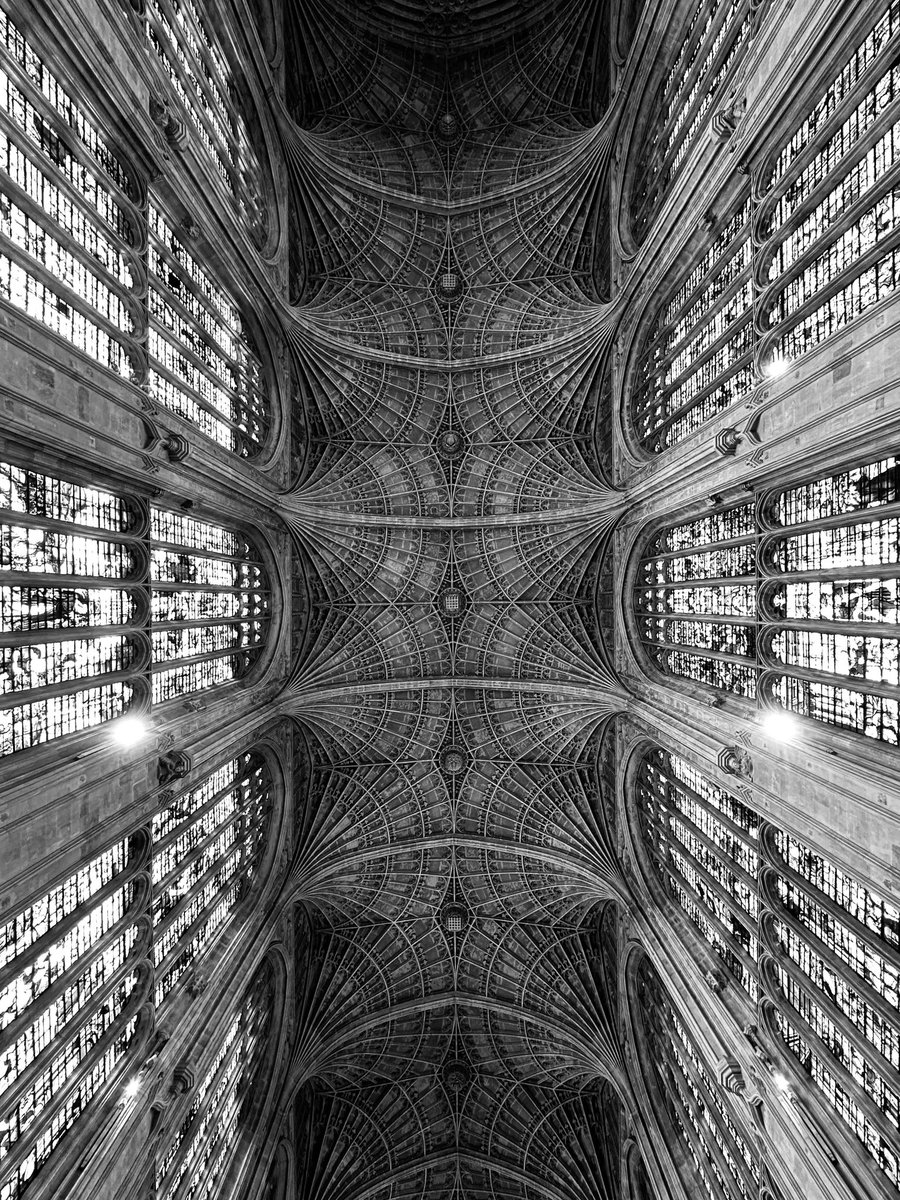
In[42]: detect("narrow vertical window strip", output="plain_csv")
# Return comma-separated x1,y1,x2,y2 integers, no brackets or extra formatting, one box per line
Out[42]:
0,839,144,1200
0,5,138,375
637,750,760,998
632,199,754,452
151,755,272,1005
147,204,270,455
760,3,900,365
639,958,756,1200
631,0,750,242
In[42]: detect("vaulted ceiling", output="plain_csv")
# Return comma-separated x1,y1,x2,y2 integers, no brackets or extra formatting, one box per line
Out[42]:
278,3,631,1197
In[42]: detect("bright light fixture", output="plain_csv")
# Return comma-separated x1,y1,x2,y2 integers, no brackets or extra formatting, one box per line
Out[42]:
772,1071,792,1093
760,710,799,742
109,714,149,747
123,1077,141,1100
764,353,790,378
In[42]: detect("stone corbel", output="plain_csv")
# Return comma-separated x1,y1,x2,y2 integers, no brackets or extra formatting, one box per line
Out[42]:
157,749,192,785
149,96,188,151
718,745,753,779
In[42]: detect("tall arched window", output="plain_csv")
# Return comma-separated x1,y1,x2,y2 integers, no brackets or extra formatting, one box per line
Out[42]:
152,752,274,1006
628,0,750,243
0,5,141,375
634,452,900,745
632,747,900,1189
1,459,272,757
0,461,151,756
144,0,271,243
148,204,271,456
630,196,754,453
762,831,900,1188
635,954,758,1200
150,507,268,703
758,1,900,369
155,957,274,1200
0,833,150,1200
636,748,759,999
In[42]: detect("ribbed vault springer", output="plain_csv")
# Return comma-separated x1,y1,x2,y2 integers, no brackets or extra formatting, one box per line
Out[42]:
278,4,631,1198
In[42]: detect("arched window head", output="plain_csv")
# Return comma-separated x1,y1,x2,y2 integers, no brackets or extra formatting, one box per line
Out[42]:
152,752,275,1006
634,499,758,698
758,2,900,370
636,747,760,1000
635,454,900,746
144,0,272,247
635,955,758,1200
0,460,273,758
762,831,900,1188
0,833,150,1200
630,197,753,454
148,205,272,456
0,6,141,375
156,957,276,1200
628,0,750,244
150,507,269,703
0,460,151,756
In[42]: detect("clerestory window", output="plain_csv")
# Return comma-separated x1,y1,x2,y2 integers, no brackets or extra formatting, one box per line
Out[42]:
633,749,900,1188
0,460,271,757
634,453,900,745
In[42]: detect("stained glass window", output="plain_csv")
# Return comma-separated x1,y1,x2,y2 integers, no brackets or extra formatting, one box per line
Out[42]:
0,461,150,755
0,836,146,1200
0,5,140,376
152,753,273,1005
765,831,900,1186
633,750,900,1189
144,0,270,242
631,198,754,453
759,0,900,366
155,958,273,1200
637,955,758,1200
637,749,759,998
150,508,268,703
630,0,751,243
148,205,271,456
636,454,900,744
1,460,271,755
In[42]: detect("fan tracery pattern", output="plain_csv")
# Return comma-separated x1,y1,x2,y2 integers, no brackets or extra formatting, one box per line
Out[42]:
280,2,626,1196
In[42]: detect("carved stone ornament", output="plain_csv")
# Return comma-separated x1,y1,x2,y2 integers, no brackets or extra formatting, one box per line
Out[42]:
440,746,468,775
157,749,193,785
441,1060,472,1092
717,1056,746,1094
718,745,753,779
436,427,466,459
716,427,742,456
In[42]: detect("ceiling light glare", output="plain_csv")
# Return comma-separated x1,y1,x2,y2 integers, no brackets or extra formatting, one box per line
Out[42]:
123,1077,142,1100
764,353,790,378
772,1071,792,1094
109,714,149,748
760,710,799,743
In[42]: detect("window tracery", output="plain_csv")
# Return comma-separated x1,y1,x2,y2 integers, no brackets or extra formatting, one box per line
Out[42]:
148,205,271,456
0,461,151,756
635,453,900,744
759,0,900,367
629,0,750,243
637,955,758,1200
152,753,273,1005
631,198,754,453
149,507,268,703
0,5,140,376
1,460,271,755
155,957,273,1200
144,0,270,243
633,749,900,1188
0,833,149,1200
